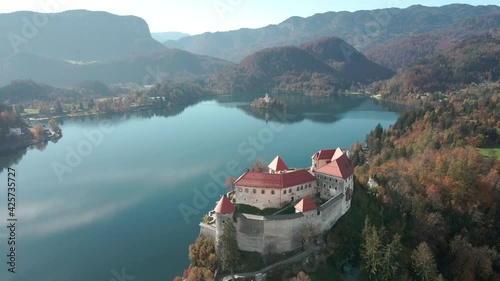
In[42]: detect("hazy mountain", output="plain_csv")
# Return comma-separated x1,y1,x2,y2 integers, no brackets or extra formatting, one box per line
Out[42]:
0,10,165,61
164,4,500,63
0,80,80,103
366,11,500,69
209,37,393,95
0,49,233,87
378,29,500,93
151,32,190,42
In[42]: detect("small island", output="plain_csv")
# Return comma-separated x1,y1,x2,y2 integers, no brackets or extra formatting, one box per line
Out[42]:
250,94,287,110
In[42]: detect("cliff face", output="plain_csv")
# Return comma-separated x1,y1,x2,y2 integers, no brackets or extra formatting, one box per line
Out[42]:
0,10,164,61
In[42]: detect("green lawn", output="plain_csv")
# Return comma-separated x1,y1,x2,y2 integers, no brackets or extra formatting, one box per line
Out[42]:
235,203,296,216
477,147,500,159
235,204,280,215
22,108,39,115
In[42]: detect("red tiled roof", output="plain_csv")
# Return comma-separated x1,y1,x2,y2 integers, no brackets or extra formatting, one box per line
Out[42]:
268,156,288,171
294,197,317,212
315,153,354,179
234,169,316,189
311,149,336,160
331,148,345,161
214,195,235,214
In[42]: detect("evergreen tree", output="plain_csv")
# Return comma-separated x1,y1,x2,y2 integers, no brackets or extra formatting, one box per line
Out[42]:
220,220,240,279
412,242,444,281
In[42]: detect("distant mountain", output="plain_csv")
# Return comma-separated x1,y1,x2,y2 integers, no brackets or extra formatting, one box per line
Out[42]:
0,49,233,87
366,11,500,69
0,80,80,104
208,37,394,95
151,32,190,42
0,10,164,61
163,4,500,63
378,29,500,94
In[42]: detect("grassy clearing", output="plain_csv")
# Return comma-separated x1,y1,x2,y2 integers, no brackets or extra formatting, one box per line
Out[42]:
22,108,40,115
477,147,500,160
235,203,296,216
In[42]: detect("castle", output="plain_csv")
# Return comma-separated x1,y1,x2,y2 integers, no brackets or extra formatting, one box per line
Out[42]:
200,147,354,254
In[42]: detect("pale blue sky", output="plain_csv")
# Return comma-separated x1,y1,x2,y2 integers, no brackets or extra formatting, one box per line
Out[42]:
1,0,498,34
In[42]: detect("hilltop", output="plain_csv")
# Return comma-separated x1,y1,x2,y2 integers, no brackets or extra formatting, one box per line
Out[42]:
164,4,500,63
208,37,393,95
373,29,500,96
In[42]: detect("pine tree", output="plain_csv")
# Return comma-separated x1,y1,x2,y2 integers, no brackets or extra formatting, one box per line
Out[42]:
412,242,443,281
220,220,240,279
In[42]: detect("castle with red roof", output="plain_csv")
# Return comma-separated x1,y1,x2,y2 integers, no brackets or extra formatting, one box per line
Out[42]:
200,147,354,255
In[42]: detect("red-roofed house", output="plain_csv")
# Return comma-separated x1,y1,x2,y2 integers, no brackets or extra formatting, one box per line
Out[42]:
268,156,288,174
313,148,354,201
294,197,317,213
233,168,317,209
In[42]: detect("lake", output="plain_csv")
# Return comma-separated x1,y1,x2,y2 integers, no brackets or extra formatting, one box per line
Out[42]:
0,94,399,281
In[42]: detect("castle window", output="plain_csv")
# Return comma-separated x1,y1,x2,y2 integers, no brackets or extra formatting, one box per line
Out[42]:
245,188,249,193
253,189,256,194
309,183,311,187
289,188,292,193
283,190,287,194
300,186,303,190
271,190,275,195
323,184,326,187
261,190,265,194
296,187,299,191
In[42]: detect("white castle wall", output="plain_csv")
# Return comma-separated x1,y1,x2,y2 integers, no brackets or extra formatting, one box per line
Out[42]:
200,193,348,254
234,181,317,210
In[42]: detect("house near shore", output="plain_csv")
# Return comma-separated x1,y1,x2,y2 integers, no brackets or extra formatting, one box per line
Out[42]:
200,147,355,255
7,127,22,136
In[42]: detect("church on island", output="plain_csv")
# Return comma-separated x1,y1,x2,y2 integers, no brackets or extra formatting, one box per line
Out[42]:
200,147,354,254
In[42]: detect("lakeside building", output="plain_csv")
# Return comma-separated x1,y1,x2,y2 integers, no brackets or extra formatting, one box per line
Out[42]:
200,147,354,254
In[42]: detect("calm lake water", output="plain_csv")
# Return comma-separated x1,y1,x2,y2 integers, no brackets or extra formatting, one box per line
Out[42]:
0,94,399,281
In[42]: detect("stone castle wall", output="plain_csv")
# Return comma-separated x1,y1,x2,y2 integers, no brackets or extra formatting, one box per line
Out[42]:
200,193,347,254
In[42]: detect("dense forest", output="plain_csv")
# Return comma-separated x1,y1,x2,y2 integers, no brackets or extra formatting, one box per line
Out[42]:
371,29,500,95
342,82,500,280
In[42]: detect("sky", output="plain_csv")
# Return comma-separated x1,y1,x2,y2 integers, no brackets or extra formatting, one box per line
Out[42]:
0,0,498,34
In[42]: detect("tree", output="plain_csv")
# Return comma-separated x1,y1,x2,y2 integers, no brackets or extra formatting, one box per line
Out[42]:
53,100,63,114
224,176,235,192
412,242,443,281
379,233,402,281
220,220,240,279
31,124,45,140
251,157,267,172
47,119,60,134
361,218,402,281
361,218,383,280
289,271,312,281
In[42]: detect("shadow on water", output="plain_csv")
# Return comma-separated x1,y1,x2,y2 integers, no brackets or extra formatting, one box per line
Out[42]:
220,93,387,124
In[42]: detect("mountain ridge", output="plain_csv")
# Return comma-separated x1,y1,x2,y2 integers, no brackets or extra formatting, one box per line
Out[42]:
164,4,500,63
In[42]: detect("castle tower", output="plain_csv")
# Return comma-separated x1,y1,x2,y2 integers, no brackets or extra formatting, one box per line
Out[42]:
214,195,236,256
268,156,288,174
